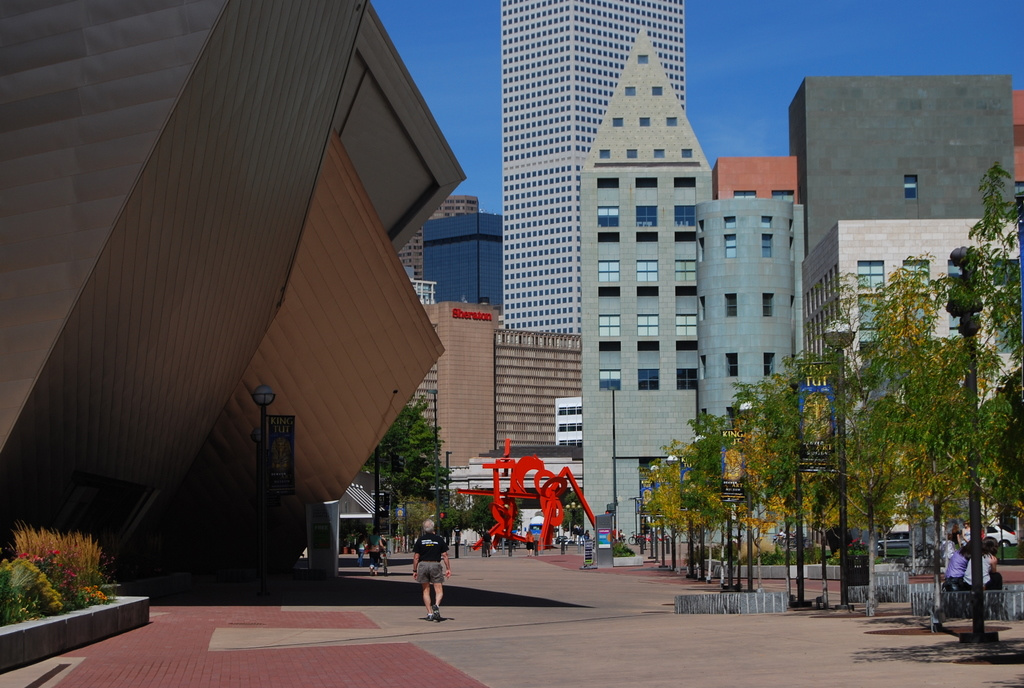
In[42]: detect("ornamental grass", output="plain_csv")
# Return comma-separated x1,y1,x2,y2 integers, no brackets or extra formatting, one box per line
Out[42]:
1,523,114,624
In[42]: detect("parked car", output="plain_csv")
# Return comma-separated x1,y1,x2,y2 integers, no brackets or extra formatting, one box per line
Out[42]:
984,525,1018,547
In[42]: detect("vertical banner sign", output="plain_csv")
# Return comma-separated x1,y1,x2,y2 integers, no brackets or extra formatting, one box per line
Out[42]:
720,430,745,503
679,460,692,512
267,415,296,495
1016,195,1023,361
798,369,836,472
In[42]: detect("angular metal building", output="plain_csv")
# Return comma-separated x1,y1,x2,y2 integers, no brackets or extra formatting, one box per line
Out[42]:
0,1,462,571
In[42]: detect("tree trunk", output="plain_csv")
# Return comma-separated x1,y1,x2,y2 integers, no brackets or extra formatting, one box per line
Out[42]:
867,503,877,617
932,500,944,626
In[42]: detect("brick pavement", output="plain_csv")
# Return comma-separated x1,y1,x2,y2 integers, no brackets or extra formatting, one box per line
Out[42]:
5,550,1024,687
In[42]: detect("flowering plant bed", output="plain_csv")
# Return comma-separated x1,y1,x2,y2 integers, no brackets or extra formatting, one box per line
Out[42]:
0,596,148,672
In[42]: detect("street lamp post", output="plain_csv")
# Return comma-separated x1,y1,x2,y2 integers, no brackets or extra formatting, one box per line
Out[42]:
427,390,440,532
251,384,275,597
825,328,855,610
610,387,618,536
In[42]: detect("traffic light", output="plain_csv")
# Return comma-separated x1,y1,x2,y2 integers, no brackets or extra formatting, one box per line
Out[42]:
946,246,982,338
439,511,446,520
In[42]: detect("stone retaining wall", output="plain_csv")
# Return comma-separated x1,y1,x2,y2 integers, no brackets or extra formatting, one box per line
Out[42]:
847,571,910,603
675,590,789,615
0,596,149,673
909,583,1024,620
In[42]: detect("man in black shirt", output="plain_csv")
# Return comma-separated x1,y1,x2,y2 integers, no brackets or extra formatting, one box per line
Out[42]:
412,519,451,621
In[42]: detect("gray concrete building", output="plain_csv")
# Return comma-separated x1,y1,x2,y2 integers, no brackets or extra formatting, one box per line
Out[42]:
695,198,803,417
580,31,710,524
790,75,1016,254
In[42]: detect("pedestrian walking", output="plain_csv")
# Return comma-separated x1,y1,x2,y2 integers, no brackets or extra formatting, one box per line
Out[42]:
412,519,451,621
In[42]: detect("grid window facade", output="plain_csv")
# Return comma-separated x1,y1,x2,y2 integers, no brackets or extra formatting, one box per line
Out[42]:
676,313,696,336
637,314,659,336
725,234,737,258
598,260,620,282
676,368,697,390
598,206,620,227
674,205,695,227
636,260,658,281
636,206,657,227
726,353,739,377
675,259,695,281
599,369,621,390
857,261,885,290
599,315,620,336
638,368,659,390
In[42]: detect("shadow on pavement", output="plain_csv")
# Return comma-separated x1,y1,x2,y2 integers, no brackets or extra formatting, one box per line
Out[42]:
851,638,1024,664
153,569,587,610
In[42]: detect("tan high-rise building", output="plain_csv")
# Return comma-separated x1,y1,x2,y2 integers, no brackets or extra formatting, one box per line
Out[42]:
400,195,479,279
416,304,582,467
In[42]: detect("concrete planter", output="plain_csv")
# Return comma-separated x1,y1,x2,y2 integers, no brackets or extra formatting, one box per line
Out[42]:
613,556,645,567
0,596,149,673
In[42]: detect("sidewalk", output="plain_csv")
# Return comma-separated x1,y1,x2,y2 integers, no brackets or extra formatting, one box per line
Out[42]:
4,551,1024,687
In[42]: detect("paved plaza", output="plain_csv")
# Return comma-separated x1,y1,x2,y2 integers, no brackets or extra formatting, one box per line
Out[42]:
4,551,1024,687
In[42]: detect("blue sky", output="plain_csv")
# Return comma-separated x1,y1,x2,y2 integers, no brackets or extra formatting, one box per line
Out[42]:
375,1,1022,214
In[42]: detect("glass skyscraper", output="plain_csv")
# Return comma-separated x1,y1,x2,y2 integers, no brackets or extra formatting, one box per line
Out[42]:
423,212,504,305
500,0,688,333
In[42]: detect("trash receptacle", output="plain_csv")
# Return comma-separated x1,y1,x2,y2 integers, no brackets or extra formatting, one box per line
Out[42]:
846,554,869,587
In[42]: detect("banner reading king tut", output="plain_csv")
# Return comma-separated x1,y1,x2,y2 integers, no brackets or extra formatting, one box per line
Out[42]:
798,371,835,473
720,430,745,503
267,415,296,495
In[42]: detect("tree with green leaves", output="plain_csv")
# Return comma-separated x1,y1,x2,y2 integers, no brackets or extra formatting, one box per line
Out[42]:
369,399,447,502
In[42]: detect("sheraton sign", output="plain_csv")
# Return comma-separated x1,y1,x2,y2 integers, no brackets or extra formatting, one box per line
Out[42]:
452,308,493,321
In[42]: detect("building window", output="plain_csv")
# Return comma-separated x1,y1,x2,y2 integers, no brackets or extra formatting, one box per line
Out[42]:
599,315,620,337
652,86,663,96
626,149,638,159
636,260,658,281
857,260,884,290
666,117,678,127
726,353,739,377
599,370,621,390
676,313,696,336
681,148,693,158
675,259,695,281
638,314,659,336
625,86,636,96
677,368,697,390
613,117,623,127
762,293,774,317
724,216,736,229
599,149,611,159
903,258,929,276
674,205,695,227
598,260,620,282
597,178,619,188
698,296,705,320
763,352,775,376
637,55,649,64
904,174,918,199
653,149,665,158
639,117,650,127
762,233,773,258
734,190,755,198
771,190,794,201
859,295,877,343
598,206,620,227
638,368,660,390
557,422,583,433
761,216,772,228
724,234,737,258
636,206,657,227
1016,181,1024,196
725,293,737,317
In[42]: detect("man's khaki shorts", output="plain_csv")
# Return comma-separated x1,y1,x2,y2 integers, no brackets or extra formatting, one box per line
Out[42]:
416,561,445,584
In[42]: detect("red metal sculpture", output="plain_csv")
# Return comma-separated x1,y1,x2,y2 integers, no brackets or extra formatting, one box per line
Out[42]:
459,439,595,551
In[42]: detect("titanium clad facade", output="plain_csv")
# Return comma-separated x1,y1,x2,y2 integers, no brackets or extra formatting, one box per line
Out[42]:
0,2,462,571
